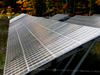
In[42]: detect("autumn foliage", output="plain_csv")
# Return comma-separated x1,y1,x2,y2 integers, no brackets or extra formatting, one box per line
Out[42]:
0,0,100,17
44,0,67,16
16,0,36,15
95,0,100,5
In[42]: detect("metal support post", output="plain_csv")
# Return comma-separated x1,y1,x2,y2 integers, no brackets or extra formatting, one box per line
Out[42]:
60,53,77,75
71,40,97,75
53,61,63,75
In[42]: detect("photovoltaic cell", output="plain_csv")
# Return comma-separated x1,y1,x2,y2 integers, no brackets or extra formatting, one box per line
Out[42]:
4,14,100,75
92,14,100,17
66,15,100,28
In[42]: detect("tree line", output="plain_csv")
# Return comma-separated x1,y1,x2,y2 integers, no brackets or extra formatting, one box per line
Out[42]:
0,0,100,17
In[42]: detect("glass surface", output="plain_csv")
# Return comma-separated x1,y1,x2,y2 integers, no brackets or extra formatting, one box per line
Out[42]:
4,14,100,75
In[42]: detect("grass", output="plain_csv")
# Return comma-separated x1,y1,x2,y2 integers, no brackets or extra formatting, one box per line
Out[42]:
0,13,22,75
68,42,100,73
0,19,8,75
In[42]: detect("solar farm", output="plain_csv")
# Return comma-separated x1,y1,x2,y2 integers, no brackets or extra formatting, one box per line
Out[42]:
3,14,100,75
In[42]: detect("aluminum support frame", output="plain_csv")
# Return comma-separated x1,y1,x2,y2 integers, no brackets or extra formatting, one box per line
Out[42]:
53,60,63,75
54,61,63,73
71,39,97,75
60,53,77,75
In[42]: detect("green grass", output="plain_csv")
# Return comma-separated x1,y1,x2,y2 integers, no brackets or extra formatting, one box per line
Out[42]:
0,50,6,69
0,13,21,75
72,42,100,71
0,19,8,75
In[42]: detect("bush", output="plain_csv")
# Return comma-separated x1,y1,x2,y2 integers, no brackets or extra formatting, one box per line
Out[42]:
0,15,8,19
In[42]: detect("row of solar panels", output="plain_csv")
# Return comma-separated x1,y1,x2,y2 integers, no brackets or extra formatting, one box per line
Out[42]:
66,15,100,28
4,14,100,75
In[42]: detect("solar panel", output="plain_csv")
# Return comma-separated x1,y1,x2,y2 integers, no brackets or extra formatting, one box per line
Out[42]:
65,15,100,28
4,14,100,75
10,14,27,24
92,14,100,16
50,14,68,21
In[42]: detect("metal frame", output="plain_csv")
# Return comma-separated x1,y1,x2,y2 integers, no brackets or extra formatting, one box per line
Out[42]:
32,37,100,75
60,53,77,75
58,37,100,75
71,39,97,75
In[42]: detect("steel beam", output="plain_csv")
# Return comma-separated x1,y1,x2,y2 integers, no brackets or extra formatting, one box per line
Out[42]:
60,53,77,75
71,39,97,75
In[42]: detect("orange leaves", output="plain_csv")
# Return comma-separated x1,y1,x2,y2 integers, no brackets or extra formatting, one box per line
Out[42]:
6,6,12,13
1,10,5,14
76,2,89,15
23,0,26,2
33,10,36,14
67,13,73,16
12,12,15,15
59,10,63,13
84,14,89,16
95,0,100,5
63,4,66,7
54,7,59,10
16,0,36,15
63,4,67,9
6,6,13,18
43,12,46,15
26,10,36,15
77,7,81,9
28,4,32,7
76,11,83,15
16,0,22,4
7,6,11,9
26,8,33,11
51,12,55,15
0,1,5,6
21,8,25,11
29,11,33,15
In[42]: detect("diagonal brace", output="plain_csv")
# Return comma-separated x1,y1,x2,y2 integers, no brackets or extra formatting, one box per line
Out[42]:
60,53,77,75
71,39,97,75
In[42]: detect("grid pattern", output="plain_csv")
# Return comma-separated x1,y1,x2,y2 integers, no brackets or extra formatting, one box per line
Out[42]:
50,14,68,21
4,14,100,75
66,15,100,28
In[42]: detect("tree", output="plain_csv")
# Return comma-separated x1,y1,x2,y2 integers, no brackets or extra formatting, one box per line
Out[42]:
16,0,36,15
35,0,46,16
45,0,54,17
44,0,67,17
95,0,100,5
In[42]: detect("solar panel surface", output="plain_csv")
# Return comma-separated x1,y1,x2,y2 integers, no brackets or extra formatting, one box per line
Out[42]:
92,14,100,16
66,15,100,28
50,14,68,21
4,14,100,75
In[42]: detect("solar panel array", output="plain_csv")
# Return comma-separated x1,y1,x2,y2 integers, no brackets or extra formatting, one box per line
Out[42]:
66,15,100,28
50,14,68,21
4,14,100,75
92,14,100,17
